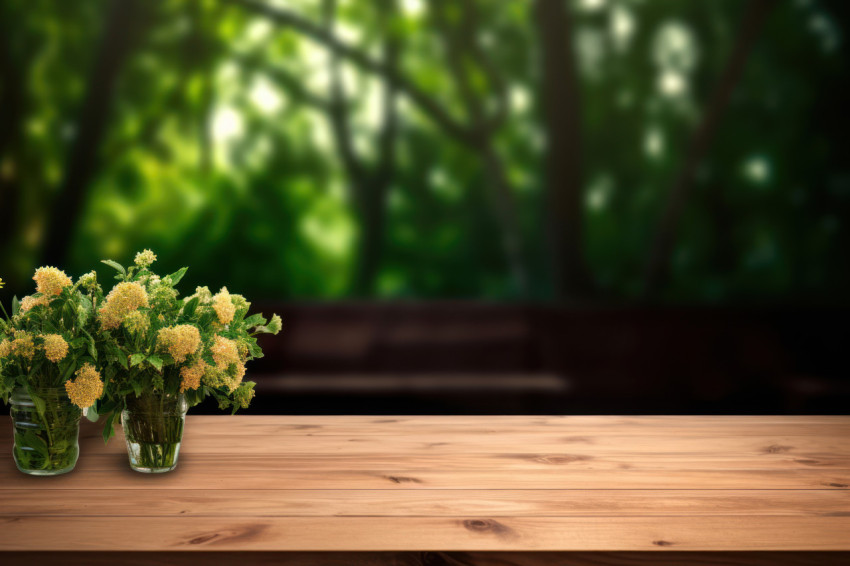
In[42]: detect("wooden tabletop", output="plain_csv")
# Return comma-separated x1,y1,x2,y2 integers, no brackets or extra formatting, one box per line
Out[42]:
1,415,849,557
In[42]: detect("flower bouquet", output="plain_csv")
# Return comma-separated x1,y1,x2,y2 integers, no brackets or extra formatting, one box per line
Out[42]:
0,268,106,475
94,250,281,473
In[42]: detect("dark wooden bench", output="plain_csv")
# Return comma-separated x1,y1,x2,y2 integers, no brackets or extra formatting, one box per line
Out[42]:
225,303,849,415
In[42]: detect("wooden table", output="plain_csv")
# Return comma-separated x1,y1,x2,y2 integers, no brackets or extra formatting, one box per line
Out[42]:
2,416,849,565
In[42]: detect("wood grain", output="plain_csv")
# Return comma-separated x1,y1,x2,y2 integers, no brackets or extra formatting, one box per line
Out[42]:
1,516,849,551
2,552,850,566
0,415,848,554
1,462,846,490
2,489,847,517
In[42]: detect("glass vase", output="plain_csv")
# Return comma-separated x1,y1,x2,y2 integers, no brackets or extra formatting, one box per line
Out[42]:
122,392,188,473
10,387,82,476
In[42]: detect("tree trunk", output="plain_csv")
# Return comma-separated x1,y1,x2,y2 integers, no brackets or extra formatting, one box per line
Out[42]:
534,0,593,301
352,189,386,297
481,146,530,297
0,10,27,292
322,0,398,297
40,0,143,268
642,0,778,299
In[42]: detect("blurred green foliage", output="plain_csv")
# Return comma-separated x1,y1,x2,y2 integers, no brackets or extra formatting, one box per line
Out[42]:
0,0,847,303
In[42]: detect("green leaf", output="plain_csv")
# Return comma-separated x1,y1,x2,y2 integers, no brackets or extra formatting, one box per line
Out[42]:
102,412,117,444
17,430,49,468
182,296,200,318
101,259,126,276
77,295,93,326
62,358,78,380
147,355,163,371
167,267,188,286
185,387,204,407
243,314,266,327
197,309,216,328
86,404,99,423
98,398,117,414
129,353,146,367
251,313,281,335
12,296,20,317
108,344,129,369
62,302,74,327
82,328,97,361
30,393,46,419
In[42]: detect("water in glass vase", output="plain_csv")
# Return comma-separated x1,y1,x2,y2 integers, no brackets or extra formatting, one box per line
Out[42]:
122,392,188,473
10,388,82,476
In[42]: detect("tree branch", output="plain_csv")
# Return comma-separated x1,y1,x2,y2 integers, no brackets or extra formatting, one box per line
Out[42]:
230,0,478,145
41,0,144,268
373,3,400,185
642,0,778,299
432,0,528,296
324,0,365,183
431,0,508,137
432,3,484,129
457,0,510,134
233,0,527,294
236,53,330,111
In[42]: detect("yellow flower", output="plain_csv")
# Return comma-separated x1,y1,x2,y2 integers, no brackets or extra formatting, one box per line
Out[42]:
156,324,201,363
42,334,69,363
210,336,239,368
200,363,244,392
236,338,250,360
65,363,104,409
194,286,213,305
201,365,229,390
179,359,208,393
99,282,149,330
232,363,246,389
11,331,35,360
0,339,11,358
209,336,245,391
149,282,178,308
78,271,98,290
122,311,150,336
230,294,250,313
212,287,236,325
0,276,4,289
134,249,157,268
33,267,72,296
20,295,50,313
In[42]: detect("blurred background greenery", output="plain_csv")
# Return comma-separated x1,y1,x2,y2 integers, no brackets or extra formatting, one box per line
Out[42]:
1,0,847,304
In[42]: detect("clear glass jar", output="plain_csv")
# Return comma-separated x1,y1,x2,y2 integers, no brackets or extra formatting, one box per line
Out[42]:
122,392,188,473
10,387,82,476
